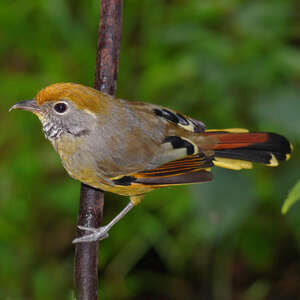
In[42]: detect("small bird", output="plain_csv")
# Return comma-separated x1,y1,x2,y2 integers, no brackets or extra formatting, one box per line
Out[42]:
10,83,292,243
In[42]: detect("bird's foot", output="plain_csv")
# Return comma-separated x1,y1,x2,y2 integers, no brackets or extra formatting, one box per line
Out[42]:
72,225,110,243
72,200,137,244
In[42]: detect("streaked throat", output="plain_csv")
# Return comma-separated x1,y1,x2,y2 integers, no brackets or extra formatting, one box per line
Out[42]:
42,121,63,140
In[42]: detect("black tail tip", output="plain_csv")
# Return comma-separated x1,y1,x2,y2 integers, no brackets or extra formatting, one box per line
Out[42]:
264,133,293,162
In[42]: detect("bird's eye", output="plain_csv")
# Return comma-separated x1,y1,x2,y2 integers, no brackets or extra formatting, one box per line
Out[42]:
54,102,68,114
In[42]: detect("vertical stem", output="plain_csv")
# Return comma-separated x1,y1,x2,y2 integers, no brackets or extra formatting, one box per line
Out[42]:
74,1,123,299
74,184,103,300
94,0,123,95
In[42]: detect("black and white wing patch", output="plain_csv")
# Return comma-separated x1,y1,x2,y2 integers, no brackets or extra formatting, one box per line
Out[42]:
148,135,202,167
153,107,206,133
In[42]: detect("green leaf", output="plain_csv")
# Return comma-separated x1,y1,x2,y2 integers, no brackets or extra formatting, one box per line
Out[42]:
282,179,300,214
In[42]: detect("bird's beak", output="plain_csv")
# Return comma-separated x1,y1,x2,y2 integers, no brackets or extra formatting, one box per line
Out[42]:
9,99,41,114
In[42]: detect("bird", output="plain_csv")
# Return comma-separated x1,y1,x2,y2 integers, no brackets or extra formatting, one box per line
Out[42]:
10,82,292,243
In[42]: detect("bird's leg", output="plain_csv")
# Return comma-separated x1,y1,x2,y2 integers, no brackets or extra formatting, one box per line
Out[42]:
72,195,144,243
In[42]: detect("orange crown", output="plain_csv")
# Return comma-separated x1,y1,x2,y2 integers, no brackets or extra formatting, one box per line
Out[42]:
36,83,111,113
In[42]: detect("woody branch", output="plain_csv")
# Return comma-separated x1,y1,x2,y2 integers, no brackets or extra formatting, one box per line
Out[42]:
74,1,123,299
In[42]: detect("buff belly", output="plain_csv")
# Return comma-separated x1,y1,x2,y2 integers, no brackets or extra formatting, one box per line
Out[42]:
53,136,154,197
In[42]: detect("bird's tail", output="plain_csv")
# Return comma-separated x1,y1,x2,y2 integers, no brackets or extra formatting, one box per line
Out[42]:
204,129,292,170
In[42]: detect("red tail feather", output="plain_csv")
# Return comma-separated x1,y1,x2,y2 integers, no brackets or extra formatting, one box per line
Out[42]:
204,132,269,150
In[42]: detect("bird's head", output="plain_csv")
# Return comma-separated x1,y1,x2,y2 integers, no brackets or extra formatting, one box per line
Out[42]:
10,83,112,140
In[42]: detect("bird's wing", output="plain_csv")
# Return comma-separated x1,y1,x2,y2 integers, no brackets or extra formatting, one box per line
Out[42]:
122,102,216,168
150,104,206,133
112,154,214,187
107,101,215,187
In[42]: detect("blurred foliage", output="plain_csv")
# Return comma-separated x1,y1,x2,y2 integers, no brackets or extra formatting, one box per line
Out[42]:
1,0,300,299
282,179,300,214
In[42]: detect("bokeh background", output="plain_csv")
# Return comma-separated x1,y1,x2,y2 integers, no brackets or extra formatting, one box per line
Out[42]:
1,0,300,299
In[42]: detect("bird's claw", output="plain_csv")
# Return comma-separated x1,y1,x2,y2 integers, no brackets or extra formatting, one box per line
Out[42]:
72,225,110,243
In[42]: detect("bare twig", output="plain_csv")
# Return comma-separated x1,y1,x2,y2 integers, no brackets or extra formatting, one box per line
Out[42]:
74,184,103,300
74,1,123,299
94,0,123,95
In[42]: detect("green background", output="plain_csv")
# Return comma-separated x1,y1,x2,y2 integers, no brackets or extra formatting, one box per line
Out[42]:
1,0,300,299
